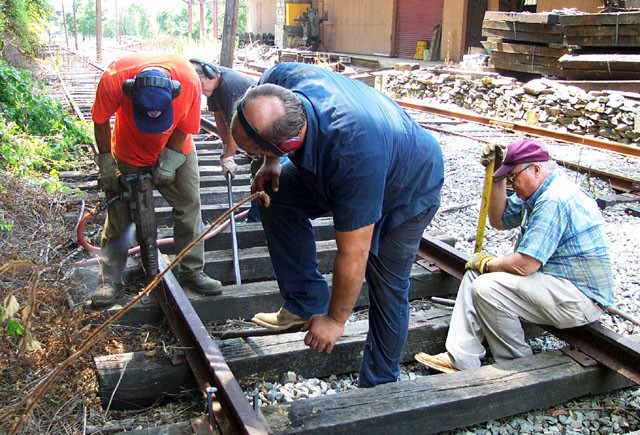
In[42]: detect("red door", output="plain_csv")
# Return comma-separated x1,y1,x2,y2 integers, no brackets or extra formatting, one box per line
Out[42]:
394,0,444,58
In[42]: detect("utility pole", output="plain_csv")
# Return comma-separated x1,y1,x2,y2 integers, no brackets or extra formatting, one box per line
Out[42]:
115,0,119,44
96,0,102,62
61,2,69,49
219,0,239,67
212,0,218,40
188,0,193,39
72,0,79,50
199,0,205,42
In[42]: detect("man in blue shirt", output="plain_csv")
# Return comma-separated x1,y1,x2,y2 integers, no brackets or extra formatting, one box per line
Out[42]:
416,138,614,373
230,63,444,388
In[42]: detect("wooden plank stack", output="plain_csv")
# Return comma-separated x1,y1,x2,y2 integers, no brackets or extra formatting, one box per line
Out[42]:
481,11,569,77
558,12,640,79
560,12,640,47
481,10,640,80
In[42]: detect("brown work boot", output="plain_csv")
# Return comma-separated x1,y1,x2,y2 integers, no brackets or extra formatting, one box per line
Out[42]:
251,307,306,331
179,271,222,296
414,352,459,373
91,281,125,308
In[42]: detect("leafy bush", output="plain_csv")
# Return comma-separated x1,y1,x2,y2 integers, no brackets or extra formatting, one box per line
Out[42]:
0,60,91,178
0,0,52,56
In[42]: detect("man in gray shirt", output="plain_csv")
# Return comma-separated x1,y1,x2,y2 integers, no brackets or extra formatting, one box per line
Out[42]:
190,58,256,177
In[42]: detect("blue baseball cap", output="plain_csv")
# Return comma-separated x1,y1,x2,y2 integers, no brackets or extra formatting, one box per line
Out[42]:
132,70,174,134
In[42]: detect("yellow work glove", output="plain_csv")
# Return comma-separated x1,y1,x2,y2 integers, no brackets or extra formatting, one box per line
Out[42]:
465,252,496,274
479,142,507,169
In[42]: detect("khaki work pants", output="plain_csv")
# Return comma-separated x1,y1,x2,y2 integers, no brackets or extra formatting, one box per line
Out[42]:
100,150,204,278
446,269,604,370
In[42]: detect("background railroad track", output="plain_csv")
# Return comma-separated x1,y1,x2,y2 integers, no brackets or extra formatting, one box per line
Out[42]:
49,47,640,434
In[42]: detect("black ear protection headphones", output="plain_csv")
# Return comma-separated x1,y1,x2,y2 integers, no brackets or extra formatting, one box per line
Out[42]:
122,74,182,99
189,58,221,80
236,99,302,157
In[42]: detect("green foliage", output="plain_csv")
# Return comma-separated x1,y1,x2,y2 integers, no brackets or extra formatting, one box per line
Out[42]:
0,60,91,178
0,219,14,232
120,3,153,39
0,0,52,55
76,0,97,38
5,318,24,337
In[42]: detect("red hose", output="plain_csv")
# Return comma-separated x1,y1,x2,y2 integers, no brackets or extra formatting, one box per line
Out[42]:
74,208,249,266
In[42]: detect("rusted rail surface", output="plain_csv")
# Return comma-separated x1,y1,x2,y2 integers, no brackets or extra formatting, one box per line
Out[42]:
156,255,271,434
398,100,640,158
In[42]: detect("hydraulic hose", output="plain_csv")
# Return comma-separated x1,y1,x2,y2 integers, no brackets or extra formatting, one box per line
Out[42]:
74,197,249,266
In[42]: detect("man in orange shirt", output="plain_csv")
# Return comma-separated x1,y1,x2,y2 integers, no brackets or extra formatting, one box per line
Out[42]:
90,52,222,308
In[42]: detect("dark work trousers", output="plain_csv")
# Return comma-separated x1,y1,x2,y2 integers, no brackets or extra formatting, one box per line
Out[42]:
259,160,439,388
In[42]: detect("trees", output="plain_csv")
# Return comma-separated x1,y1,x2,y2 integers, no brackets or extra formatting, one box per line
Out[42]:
0,0,52,55
49,0,246,45
120,4,153,39
76,0,98,39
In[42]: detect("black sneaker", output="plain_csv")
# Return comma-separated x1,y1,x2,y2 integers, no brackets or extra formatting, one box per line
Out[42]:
179,271,223,296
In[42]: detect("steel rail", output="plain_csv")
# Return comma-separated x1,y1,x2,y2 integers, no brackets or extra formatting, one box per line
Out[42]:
156,255,271,435
555,159,640,193
414,107,640,194
417,235,640,385
397,100,640,158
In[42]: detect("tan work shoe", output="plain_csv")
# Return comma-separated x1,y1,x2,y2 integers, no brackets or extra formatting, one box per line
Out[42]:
415,352,459,373
251,307,306,331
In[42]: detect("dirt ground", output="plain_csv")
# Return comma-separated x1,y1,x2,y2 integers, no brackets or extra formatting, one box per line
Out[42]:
0,170,207,434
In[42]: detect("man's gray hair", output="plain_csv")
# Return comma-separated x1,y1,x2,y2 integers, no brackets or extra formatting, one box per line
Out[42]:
539,160,557,173
242,84,306,144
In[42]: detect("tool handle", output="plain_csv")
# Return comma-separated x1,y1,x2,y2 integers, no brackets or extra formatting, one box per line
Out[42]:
474,157,495,254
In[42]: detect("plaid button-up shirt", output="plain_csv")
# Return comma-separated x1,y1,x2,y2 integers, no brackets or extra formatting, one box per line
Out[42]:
502,171,614,307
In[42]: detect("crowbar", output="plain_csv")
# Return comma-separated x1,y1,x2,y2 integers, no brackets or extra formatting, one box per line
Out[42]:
226,172,241,285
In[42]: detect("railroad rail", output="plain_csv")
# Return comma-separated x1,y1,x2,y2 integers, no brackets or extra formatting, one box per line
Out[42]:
400,101,640,194
49,47,640,434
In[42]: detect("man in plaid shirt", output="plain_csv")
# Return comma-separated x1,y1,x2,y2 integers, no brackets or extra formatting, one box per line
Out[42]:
416,138,613,373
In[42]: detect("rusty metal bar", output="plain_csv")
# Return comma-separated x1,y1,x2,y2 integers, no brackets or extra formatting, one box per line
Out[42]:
200,117,219,136
419,235,640,385
398,100,640,158
156,255,271,435
555,159,639,193
210,325,304,339
546,322,640,384
418,233,468,281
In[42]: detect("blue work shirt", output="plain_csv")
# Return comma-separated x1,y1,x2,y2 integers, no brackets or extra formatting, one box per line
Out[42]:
502,171,614,307
259,63,444,254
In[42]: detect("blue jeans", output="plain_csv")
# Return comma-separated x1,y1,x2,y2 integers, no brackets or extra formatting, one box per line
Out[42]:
259,161,439,387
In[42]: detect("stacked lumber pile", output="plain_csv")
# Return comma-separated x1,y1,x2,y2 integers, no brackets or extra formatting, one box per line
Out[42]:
481,11,568,77
481,11,640,80
558,12,640,80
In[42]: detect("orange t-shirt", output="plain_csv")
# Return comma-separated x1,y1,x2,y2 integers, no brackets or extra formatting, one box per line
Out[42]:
91,53,202,166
